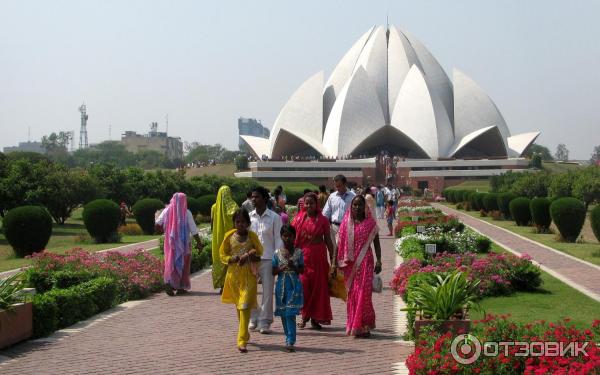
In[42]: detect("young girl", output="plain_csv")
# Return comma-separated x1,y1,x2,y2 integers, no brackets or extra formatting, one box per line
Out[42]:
385,200,395,236
220,209,263,353
272,224,304,352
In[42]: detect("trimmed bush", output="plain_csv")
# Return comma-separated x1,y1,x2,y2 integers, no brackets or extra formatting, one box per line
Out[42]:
3,206,53,257
482,193,499,212
445,190,455,203
530,197,552,232
550,197,586,242
509,197,532,226
52,269,95,289
497,192,516,219
132,198,164,235
82,199,121,243
32,293,59,338
187,197,201,217
590,205,600,242
474,193,486,212
197,194,217,216
475,237,492,253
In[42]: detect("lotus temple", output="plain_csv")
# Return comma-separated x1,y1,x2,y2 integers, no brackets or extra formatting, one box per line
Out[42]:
237,25,540,193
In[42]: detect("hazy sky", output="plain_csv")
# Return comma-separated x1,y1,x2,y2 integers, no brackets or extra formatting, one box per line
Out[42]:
1,0,599,159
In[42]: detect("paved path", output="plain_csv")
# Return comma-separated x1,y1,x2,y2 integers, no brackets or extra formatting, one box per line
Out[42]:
0,222,411,374
434,203,600,303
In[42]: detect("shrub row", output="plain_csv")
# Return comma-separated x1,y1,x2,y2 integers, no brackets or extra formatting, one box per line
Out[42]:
32,276,119,337
3,205,53,257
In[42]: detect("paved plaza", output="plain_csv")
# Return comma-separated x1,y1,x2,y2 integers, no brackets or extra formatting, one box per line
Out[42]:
0,222,412,375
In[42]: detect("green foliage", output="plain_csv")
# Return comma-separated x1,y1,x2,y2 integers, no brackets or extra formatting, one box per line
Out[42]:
0,272,27,310
475,237,492,253
402,271,481,320
186,197,201,217
82,199,121,243
482,193,499,212
51,269,95,289
474,193,486,212
497,192,516,219
548,171,576,198
510,172,549,198
235,154,249,171
550,197,586,242
523,143,554,161
509,197,532,226
590,205,600,242
132,198,164,235
529,197,552,232
31,277,119,337
571,166,600,209
530,153,542,169
508,260,543,291
197,194,217,216
3,206,53,257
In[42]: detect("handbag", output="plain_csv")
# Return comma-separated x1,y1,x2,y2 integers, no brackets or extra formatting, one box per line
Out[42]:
372,273,383,293
328,271,347,302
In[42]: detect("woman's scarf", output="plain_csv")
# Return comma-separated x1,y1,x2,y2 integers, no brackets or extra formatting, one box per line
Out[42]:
164,192,189,278
211,185,239,259
336,196,379,269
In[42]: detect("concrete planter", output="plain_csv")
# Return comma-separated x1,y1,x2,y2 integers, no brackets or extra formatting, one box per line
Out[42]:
0,302,33,349
414,318,471,338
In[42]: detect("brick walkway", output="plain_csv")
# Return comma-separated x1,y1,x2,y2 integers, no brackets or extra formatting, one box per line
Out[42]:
434,203,600,302
0,222,411,374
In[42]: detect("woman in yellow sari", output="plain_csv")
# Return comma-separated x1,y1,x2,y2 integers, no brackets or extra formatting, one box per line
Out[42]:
220,209,263,352
211,186,239,291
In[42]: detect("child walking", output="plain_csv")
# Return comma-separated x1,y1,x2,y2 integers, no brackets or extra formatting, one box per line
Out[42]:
272,224,304,352
385,200,395,236
220,209,263,353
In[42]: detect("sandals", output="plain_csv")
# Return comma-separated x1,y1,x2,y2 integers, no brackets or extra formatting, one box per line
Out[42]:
164,284,175,296
176,289,188,295
297,319,308,329
285,344,295,352
238,346,248,353
354,331,372,339
310,319,322,330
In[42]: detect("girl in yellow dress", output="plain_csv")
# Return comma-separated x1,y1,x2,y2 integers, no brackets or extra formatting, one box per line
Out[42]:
220,209,263,353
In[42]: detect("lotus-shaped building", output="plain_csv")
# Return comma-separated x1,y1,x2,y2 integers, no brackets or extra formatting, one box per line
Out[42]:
241,25,539,160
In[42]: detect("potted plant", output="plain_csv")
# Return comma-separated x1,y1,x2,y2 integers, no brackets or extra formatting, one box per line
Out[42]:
0,272,33,349
403,271,481,338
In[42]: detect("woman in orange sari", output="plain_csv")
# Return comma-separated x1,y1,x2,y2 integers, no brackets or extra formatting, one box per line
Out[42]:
291,192,335,329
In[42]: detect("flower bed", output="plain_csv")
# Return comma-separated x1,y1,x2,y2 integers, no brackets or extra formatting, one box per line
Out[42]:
394,228,492,258
406,315,600,374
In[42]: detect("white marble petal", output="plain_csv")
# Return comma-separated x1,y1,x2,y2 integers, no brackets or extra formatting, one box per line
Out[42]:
508,131,541,156
240,135,270,159
388,26,420,118
269,71,324,158
391,65,454,159
322,66,386,157
323,26,375,132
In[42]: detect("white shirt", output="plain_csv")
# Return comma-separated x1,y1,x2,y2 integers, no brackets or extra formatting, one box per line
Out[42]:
322,190,356,224
155,207,199,236
250,208,283,260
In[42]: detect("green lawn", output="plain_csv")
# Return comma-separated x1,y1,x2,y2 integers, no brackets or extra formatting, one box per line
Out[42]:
472,271,600,329
260,181,319,191
445,180,490,192
542,161,584,174
0,208,160,272
185,163,237,178
453,205,600,266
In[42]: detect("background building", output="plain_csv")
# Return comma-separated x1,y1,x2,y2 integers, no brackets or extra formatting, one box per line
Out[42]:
3,141,45,154
121,122,183,161
238,117,269,151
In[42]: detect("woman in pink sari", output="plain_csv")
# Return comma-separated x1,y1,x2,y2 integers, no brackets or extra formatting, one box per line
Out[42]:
292,192,335,329
155,192,202,296
336,195,382,337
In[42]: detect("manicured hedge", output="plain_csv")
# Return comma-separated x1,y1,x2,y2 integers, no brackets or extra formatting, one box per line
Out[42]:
197,194,217,217
132,198,164,234
497,192,516,219
550,197,586,242
186,197,201,217
3,205,53,257
32,277,119,337
530,197,552,232
82,199,121,243
509,197,531,226
590,205,600,242
474,193,486,212
482,193,499,212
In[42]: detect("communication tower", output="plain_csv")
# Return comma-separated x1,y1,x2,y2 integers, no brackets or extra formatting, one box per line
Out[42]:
79,103,88,149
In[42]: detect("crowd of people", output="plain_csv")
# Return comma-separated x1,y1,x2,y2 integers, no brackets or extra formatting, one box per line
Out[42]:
154,175,414,353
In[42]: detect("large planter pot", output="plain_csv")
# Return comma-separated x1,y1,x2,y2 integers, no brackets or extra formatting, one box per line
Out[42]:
414,318,471,338
0,302,33,349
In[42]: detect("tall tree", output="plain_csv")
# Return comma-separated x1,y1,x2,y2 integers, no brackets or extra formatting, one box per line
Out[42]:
554,143,569,161
590,145,600,166
524,143,554,161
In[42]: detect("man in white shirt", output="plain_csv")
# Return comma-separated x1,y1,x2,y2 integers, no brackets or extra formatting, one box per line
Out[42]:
249,186,283,334
322,175,356,256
